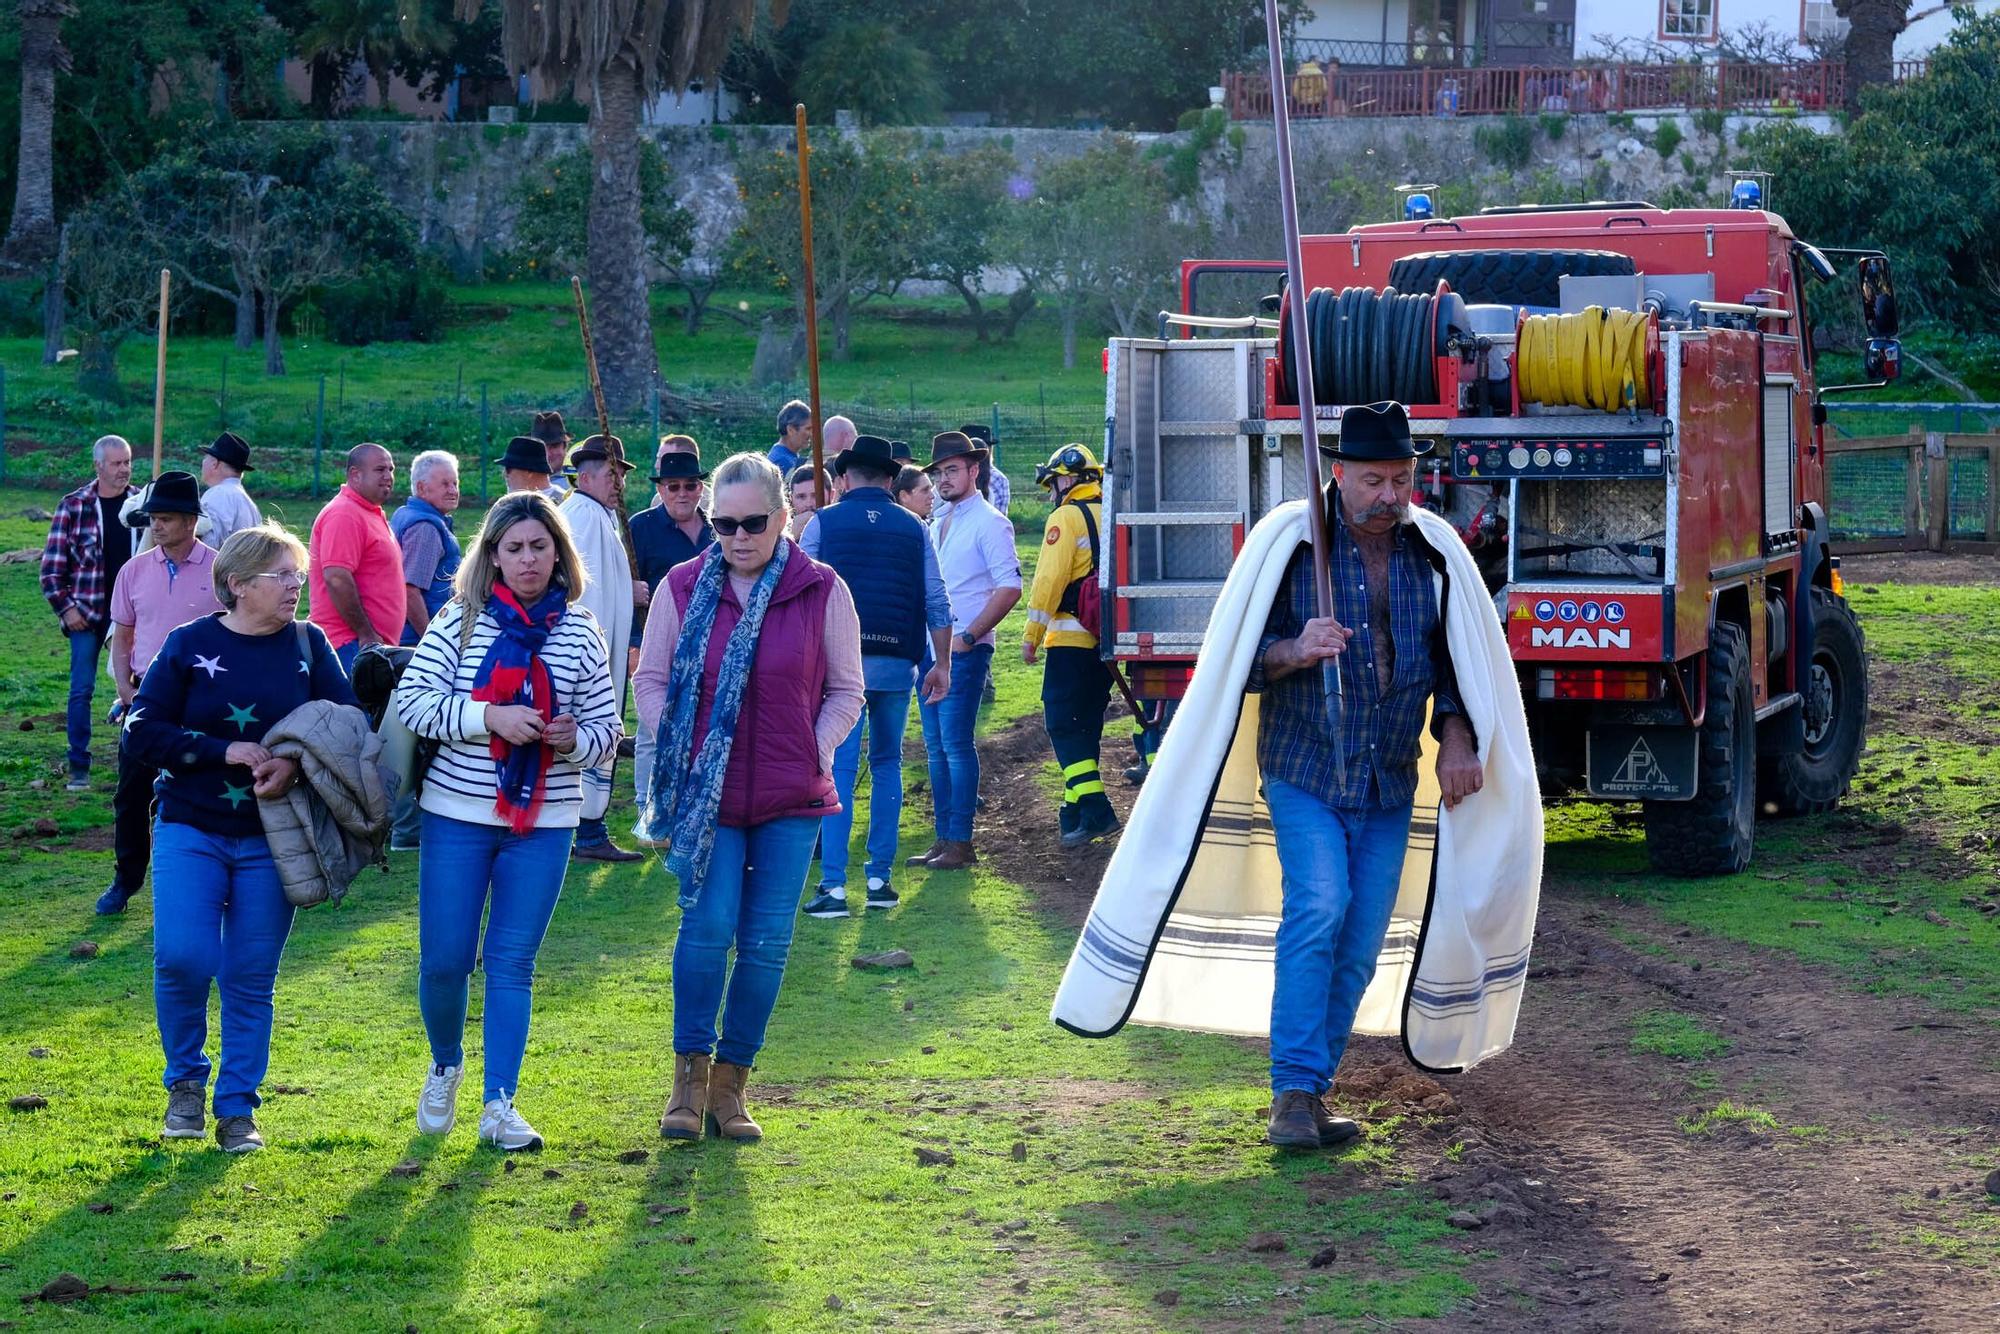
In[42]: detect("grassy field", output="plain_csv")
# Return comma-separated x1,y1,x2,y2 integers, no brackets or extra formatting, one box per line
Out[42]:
0,486,1472,1329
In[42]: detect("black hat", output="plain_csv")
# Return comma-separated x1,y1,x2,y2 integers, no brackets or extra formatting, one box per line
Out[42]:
203,431,253,472
496,436,554,475
831,435,901,479
1326,401,1433,460
925,431,989,472
530,411,571,448
132,470,201,520
958,423,996,446
889,440,913,462
651,451,708,482
569,433,637,473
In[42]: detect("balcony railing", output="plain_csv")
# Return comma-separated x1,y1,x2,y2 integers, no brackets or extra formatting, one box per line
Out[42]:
1224,59,1927,120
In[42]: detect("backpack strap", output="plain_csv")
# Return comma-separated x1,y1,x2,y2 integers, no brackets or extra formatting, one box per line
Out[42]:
294,619,312,669
1071,499,1100,571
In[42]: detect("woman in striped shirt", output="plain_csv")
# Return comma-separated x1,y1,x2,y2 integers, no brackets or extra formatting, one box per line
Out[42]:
393,492,622,1151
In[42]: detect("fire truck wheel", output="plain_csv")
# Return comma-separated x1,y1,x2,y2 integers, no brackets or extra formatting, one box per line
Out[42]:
1386,249,1636,310
1643,621,1755,877
1758,588,1868,816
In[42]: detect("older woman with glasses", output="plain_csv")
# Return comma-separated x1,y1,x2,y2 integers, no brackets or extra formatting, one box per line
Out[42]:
635,452,862,1142
124,524,357,1153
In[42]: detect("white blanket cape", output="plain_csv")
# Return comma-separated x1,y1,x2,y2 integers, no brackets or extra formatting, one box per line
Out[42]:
1050,502,1543,1072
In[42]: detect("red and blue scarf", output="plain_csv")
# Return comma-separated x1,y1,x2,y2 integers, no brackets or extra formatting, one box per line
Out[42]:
471,584,567,833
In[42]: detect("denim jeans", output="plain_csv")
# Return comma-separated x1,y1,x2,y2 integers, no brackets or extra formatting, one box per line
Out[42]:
151,820,297,1117
417,812,575,1103
917,644,991,843
671,816,819,1067
821,687,911,887
1263,779,1415,1096
333,638,361,677
65,624,106,772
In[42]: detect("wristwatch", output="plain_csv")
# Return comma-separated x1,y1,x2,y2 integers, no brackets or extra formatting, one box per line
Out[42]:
956,631,977,650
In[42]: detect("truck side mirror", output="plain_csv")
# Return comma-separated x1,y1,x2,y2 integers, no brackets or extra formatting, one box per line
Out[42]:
1858,255,1898,338
1864,337,1901,381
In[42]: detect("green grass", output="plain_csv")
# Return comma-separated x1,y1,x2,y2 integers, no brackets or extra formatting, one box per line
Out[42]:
1677,1100,1781,1135
1628,1010,1731,1063
0,489,1469,1328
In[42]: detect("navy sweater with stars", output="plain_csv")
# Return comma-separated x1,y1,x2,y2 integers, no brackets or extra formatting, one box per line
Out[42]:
125,612,356,839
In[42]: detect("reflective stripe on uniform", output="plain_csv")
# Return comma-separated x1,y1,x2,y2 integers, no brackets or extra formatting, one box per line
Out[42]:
1061,757,1105,803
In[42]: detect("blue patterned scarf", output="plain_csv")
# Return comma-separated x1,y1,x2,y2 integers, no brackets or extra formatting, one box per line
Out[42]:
638,541,791,905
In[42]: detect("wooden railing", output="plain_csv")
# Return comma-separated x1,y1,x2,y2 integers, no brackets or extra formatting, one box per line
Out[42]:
1825,430,2000,555
1224,59,1928,121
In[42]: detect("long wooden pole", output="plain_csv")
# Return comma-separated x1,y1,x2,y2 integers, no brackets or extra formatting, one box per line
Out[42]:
151,268,170,476
795,104,826,509
1262,0,1344,776
569,275,639,580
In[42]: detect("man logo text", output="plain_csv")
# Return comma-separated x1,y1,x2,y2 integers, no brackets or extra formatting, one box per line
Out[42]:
1531,627,1632,649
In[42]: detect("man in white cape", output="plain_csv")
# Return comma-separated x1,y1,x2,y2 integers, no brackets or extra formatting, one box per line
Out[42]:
1051,400,1543,1150
563,433,643,864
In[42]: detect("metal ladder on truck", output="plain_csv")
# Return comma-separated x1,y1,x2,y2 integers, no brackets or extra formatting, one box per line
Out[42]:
1101,337,1272,676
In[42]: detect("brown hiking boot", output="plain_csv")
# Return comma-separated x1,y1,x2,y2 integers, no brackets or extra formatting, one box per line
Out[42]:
1313,1097,1361,1147
926,840,978,871
572,840,644,864
659,1052,711,1141
904,840,946,867
1267,1090,1323,1149
705,1061,761,1141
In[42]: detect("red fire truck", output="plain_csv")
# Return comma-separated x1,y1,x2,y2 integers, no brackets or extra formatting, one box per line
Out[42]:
1104,200,1893,874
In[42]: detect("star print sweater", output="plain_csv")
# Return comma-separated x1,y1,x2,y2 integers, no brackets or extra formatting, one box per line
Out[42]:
125,612,357,838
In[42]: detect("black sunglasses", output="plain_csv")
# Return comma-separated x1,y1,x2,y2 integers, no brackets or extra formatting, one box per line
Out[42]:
709,511,774,537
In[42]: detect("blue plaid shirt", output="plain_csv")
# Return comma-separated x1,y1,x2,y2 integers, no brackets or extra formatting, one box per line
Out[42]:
1247,514,1468,811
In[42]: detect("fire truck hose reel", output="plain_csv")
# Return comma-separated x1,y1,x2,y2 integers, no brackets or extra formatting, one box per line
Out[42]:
1516,306,1654,411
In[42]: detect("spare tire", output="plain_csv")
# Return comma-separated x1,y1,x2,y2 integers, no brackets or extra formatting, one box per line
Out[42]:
1387,249,1637,309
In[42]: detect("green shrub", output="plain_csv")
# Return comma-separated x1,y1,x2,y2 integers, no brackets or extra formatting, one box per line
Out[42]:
1540,112,1567,142
1474,117,1537,171
1607,111,1636,132
1693,108,1727,139
1652,118,1685,159
797,22,943,126
318,261,450,346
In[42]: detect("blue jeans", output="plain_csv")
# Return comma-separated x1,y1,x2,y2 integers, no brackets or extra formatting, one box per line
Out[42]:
672,817,818,1067
417,812,575,1103
917,644,991,842
821,688,911,887
334,639,361,676
151,821,297,1117
1264,780,1416,1096
65,623,106,771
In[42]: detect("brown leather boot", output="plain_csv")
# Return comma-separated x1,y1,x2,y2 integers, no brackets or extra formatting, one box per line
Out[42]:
706,1061,762,1141
659,1052,711,1141
1312,1097,1361,1147
904,840,946,867
1267,1090,1323,1149
927,840,978,870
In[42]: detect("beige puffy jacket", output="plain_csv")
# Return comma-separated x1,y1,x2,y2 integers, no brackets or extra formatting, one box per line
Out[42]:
257,700,394,908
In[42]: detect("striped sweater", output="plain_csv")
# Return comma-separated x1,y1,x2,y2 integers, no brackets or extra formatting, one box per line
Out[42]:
392,597,623,829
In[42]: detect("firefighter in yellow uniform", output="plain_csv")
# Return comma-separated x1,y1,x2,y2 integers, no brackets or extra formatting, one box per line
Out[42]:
1022,445,1121,849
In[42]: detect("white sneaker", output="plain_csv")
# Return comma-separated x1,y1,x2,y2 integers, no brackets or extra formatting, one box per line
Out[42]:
478,1095,543,1152
417,1063,464,1135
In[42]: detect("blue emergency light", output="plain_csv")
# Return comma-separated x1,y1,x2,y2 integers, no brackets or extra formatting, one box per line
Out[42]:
1730,179,1762,209
1404,192,1434,221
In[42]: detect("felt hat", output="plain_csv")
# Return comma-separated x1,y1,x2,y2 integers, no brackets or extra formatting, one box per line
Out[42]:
651,451,708,482
889,439,914,462
495,435,554,475
568,433,637,473
1326,401,1432,459
925,431,989,472
830,435,901,478
203,431,253,472
530,411,571,447
131,470,201,519
958,423,996,446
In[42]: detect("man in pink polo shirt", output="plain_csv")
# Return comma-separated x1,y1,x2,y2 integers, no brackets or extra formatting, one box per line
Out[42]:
308,443,406,673
99,471,224,916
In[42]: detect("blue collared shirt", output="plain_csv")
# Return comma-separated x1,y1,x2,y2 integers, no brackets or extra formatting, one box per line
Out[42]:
1247,512,1468,810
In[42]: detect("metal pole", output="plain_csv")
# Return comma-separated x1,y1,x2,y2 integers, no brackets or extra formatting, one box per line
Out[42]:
218,355,228,428
795,103,826,509
480,382,491,503
313,375,326,500
152,268,171,476
1263,0,1345,777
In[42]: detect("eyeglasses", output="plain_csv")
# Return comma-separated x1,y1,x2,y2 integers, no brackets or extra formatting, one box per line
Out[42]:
246,571,306,589
662,481,701,494
709,512,774,537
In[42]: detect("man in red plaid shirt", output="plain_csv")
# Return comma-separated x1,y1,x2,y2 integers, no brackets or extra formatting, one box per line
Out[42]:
39,435,135,790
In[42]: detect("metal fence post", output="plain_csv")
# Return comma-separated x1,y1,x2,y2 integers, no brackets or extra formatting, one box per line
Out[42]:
650,382,660,447
313,375,326,500
480,382,491,503
0,364,8,486
218,356,228,428
990,401,1001,469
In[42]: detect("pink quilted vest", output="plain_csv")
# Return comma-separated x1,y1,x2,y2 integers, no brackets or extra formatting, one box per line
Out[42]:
668,543,841,828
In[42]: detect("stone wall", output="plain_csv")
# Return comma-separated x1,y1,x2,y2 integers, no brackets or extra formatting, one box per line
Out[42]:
319,112,1836,277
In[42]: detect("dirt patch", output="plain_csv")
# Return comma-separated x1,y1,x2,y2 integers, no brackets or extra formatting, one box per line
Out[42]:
1841,551,2000,589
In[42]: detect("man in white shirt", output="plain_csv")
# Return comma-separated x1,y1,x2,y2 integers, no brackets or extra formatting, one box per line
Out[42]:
909,431,1020,871
562,434,642,864
199,431,261,549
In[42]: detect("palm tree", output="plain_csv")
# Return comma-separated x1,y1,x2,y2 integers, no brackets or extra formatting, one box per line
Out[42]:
1833,1,1913,112
299,0,448,112
464,0,780,411
2,0,76,269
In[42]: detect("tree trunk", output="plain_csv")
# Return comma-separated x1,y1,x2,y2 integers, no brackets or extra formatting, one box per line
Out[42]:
40,221,66,365
679,275,715,336
951,278,989,341
262,291,285,376
1836,0,1911,114
234,289,257,349
1000,287,1038,339
830,295,852,362
586,60,656,413
78,334,121,401
3,3,70,269
1061,303,1078,371
308,54,341,118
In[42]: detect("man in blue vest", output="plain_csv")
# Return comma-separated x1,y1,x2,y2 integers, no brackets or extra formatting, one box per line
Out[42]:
387,449,463,850
797,434,953,917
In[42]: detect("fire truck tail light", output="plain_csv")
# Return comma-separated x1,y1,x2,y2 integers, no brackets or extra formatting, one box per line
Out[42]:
1536,668,1662,702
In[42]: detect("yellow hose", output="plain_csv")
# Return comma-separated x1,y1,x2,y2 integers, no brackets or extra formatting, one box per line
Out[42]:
1516,307,1652,411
